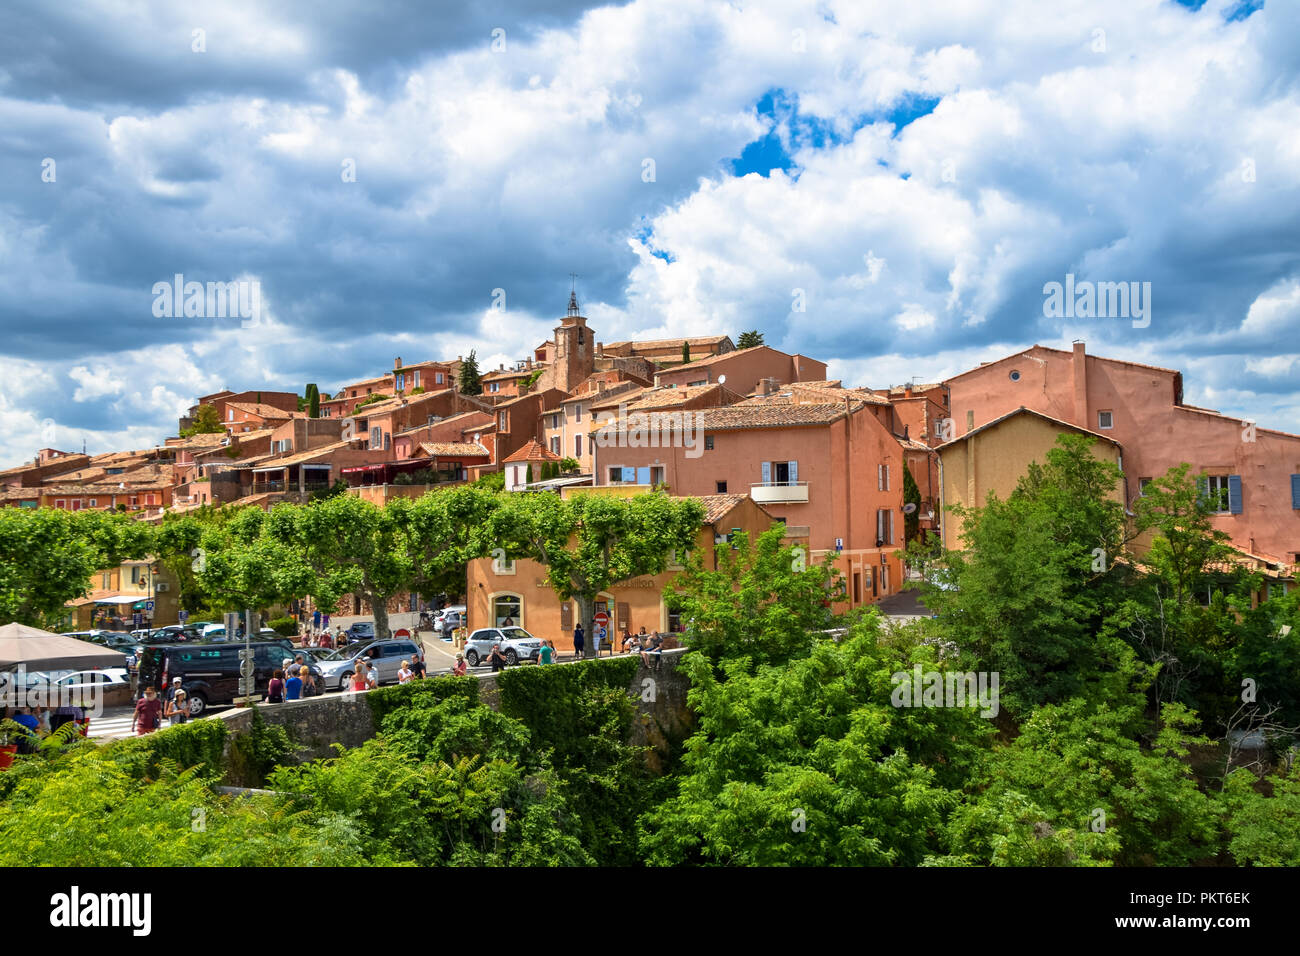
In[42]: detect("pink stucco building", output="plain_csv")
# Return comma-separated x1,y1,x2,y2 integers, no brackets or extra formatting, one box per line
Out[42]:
945,341,1300,572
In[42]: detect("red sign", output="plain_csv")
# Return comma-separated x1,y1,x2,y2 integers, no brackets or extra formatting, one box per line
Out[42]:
394,628,411,639
593,611,609,628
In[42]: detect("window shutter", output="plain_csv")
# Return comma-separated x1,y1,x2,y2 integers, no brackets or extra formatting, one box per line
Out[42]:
1228,475,1242,514
877,464,883,490
559,602,572,630
1291,474,1300,510
617,602,630,632
788,460,797,483
888,508,895,544
761,461,771,485
637,466,650,484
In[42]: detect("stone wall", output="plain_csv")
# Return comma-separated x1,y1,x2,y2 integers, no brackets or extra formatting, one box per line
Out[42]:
215,648,692,767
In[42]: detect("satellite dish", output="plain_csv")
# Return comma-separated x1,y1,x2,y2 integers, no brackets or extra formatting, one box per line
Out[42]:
717,374,726,384
902,502,917,515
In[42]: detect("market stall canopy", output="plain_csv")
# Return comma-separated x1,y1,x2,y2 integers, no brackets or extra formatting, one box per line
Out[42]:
0,622,129,671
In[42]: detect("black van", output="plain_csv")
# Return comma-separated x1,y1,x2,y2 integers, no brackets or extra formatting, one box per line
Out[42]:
137,642,325,716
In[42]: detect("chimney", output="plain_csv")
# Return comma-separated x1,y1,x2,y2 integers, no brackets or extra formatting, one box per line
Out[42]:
904,383,913,397
1072,341,1087,426
394,357,402,369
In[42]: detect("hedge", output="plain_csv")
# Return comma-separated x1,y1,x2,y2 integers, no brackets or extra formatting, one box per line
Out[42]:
267,616,298,637
495,656,639,757
367,675,479,730
108,719,229,780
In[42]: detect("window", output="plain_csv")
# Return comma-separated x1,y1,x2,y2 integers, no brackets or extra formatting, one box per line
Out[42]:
650,466,664,486
667,608,684,633
370,426,383,449
761,460,798,485
574,435,582,457
54,499,66,509
575,405,583,423
1139,477,1153,496
688,379,707,387
1291,474,1300,510
436,372,443,384
668,548,688,570
489,382,500,393
499,412,507,430
881,562,889,593
492,594,521,627
492,552,516,574
878,463,890,491
704,435,714,451
1200,475,1239,514
395,372,404,391
965,410,974,432
131,566,141,584
413,371,421,388
715,481,727,494
101,573,111,589
88,499,96,508
853,572,861,603
550,437,560,455
1098,410,1114,429
1009,370,1021,382
876,508,894,545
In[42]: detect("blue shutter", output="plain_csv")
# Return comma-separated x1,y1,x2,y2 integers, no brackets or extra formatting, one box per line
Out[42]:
761,461,771,485
1292,474,1300,509
637,466,650,484
623,467,636,483
1228,475,1242,514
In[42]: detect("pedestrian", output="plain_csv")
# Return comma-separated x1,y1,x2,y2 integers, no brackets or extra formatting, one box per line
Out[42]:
397,660,413,684
299,665,319,698
488,642,508,672
285,668,303,701
322,613,331,630
132,687,163,736
452,654,467,676
165,689,189,725
313,608,321,630
365,661,378,690
409,652,426,680
267,669,285,703
350,663,369,692
165,675,182,710
572,622,584,659
538,640,554,666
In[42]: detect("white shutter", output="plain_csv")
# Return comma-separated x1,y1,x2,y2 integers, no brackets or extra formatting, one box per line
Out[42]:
762,461,771,485
788,460,798,483
878,464,884,491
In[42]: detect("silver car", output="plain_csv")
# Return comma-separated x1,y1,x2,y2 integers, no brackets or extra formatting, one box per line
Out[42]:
315,638,423,691
463,627,544,667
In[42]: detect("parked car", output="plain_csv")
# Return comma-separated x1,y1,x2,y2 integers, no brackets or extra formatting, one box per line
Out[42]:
315,638,423,691
437,608,466,641
343,622,376,642
28,669,133,708
462,627,544,667
136,642,326,716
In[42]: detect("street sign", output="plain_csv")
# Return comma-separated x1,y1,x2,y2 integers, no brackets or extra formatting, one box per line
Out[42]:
239,648,255,663
238,677,255,696
178,609,188,623
239,659,254,678
145,600,155,611
394,628,410,639
132,611,142,628
593,611,609,628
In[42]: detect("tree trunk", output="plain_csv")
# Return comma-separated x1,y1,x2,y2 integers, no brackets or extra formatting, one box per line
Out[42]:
575,592,596,660
371,593,391,642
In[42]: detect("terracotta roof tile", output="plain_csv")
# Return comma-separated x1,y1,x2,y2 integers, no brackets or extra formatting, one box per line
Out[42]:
418,442,492,457
503,439,562,464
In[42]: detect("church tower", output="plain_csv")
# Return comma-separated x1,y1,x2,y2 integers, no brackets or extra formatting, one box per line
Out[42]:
552,285,594,393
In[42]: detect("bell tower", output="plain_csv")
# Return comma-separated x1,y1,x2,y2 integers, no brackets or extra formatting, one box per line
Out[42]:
552,280,594,393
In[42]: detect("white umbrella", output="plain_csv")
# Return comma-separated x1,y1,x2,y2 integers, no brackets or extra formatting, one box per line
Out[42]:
0,622,129,671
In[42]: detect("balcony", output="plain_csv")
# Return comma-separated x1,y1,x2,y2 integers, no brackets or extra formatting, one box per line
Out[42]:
751,480,809,504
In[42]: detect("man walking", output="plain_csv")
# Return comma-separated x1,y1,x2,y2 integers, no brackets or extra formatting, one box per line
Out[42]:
572,622,584,659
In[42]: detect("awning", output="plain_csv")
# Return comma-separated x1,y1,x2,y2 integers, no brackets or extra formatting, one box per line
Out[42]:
0,622,129,671
93,596,145,605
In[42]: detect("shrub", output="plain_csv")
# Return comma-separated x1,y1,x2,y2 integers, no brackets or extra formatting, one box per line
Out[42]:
109,719,229,781
267,616,298,637
367,675,479,730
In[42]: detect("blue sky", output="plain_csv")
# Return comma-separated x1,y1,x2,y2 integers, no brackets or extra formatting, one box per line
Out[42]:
0,0,1294,466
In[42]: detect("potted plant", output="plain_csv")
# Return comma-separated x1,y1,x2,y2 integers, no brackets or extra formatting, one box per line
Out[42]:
0,717,32,769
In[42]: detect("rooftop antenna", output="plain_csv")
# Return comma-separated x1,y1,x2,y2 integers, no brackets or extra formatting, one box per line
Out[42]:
567,274,580,316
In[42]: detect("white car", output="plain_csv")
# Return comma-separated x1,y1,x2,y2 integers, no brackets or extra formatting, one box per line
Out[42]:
463,627,544,667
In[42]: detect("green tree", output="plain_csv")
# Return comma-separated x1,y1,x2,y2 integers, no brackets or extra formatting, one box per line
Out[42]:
0,509,151,627
559,457,579,474
668,527,839,668
390,485,498,605
902,462,921,544
638,614,991,865
681,342,691,364
179,403,223,438
266,495,410,641
923,434,1129,716
305,383,320,418
487,491,704,658
736,330,764,349
459,350,483,396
